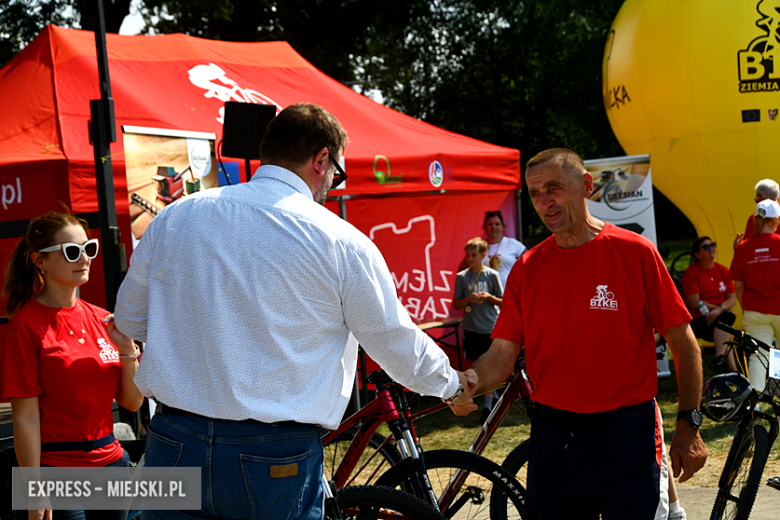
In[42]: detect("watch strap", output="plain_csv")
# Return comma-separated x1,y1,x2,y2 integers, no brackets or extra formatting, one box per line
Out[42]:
676,409,703,428
442,383,464,404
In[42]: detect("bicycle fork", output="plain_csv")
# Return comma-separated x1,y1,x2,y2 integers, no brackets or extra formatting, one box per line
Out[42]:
322,475,342,520
373,376,440,512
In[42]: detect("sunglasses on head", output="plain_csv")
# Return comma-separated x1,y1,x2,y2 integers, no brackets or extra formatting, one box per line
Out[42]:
331,158,348,189
701,242,717,251
38,239,99,262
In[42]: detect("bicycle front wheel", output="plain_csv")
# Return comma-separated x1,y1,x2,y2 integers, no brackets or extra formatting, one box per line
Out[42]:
710,424,770,520
336,485,447,520
323,427,403,486
493,439,529,517
375,448,524,520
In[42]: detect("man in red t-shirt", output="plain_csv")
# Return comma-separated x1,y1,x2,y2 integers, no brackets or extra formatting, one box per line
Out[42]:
449,149,707,520
733,179,779,249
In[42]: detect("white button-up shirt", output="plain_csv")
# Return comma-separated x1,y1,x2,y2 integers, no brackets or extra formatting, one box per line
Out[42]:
116,165,458,429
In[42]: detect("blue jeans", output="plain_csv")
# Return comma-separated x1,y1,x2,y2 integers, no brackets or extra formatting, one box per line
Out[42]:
140,413,324,520
14,450,130,520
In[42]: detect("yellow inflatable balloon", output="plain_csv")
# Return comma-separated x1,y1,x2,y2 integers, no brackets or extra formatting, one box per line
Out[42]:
604,0,780,274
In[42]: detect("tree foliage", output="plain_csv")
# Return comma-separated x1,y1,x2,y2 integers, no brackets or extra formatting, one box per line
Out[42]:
353,0,626,241
0,0,132,68
0,1,74,67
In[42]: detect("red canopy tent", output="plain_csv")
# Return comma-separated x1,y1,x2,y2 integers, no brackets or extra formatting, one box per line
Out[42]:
0,25,521,323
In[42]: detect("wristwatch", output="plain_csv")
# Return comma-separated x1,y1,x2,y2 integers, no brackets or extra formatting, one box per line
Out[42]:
441,383,464,404
677,409,703,429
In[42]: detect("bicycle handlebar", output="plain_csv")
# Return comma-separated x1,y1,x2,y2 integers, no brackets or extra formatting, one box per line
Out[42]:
715,322,773,353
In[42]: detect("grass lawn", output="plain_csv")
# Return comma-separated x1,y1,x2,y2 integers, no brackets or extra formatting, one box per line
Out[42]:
401,348,780,488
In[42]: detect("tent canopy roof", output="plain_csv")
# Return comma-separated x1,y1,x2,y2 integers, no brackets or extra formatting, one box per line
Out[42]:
0,25,520,208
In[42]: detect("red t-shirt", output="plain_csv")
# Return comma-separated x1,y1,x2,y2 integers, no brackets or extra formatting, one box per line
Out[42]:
729,233,780,315
681,262,734,316
493,223,691,413
1,299,124,466
742,213,780,242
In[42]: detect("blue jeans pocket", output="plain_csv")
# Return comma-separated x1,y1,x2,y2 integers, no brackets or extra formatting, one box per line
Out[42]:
240,450,311,520
145,426,184,468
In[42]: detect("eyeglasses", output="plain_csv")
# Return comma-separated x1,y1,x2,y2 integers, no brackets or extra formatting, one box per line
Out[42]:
331,158,348,189
701,242,717,251
38,239,99,262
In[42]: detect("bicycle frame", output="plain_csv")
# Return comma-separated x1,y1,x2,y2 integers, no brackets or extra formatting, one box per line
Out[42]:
713,322,780,501
398,358,533,510
404,356,533,455
322,371,438,509
321,377,405,488
323,353,534,515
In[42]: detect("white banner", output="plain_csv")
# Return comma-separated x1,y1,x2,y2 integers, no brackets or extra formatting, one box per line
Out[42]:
584,154,657,246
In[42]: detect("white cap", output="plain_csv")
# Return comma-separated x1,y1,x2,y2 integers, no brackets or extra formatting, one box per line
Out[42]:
756,199,780,219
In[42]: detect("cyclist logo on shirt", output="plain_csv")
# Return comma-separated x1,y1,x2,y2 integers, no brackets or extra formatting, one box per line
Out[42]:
97,338,119,364
718,281,727,293
590,284,618,311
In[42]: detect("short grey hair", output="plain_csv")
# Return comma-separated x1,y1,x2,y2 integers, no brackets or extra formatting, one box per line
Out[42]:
755,179,780,200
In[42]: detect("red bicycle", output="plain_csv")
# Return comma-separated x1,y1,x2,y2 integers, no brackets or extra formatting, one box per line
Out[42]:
322,369,527,520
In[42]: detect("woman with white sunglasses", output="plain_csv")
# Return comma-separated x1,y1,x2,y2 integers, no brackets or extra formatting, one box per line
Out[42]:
1,211,143,520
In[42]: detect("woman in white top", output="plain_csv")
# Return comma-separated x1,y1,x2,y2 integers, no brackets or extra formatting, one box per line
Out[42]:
482,210,526,288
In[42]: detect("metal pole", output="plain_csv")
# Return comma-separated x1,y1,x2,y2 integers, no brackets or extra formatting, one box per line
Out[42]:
89,0,124,311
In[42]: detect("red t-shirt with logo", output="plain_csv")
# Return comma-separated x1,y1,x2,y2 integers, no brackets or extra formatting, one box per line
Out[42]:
730,233,780,315
681,262,734,317
1,299,124,466
493,223,691,413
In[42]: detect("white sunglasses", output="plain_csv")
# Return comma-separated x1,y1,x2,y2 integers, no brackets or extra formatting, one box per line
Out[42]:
38,239,99,262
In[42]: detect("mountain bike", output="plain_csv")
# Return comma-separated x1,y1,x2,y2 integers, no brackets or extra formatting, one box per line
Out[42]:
322,370,525,519
708,322,780,520
399,352,534,516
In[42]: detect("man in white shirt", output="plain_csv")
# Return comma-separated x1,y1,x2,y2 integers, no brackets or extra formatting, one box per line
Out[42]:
115,103,473,520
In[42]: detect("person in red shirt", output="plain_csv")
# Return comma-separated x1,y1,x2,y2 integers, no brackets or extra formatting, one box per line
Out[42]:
732,179,779,249
1,212,144,520
729,199,780,392
681,237,738,372
448,148,706,520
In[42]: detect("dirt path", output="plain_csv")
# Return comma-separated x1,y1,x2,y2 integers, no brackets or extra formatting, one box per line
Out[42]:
677,485,778,520
676,457,779,519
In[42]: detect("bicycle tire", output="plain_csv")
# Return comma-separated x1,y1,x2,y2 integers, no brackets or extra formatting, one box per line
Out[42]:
375,449,524,520
492,439,529,517
336,485,447,520
709,424,770,520
323,427,404,486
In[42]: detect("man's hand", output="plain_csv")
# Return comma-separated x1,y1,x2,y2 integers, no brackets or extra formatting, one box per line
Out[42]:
670,421,707,483
448,370,479,416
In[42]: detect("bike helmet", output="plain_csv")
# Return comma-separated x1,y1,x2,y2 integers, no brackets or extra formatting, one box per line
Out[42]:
701,373,758,422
